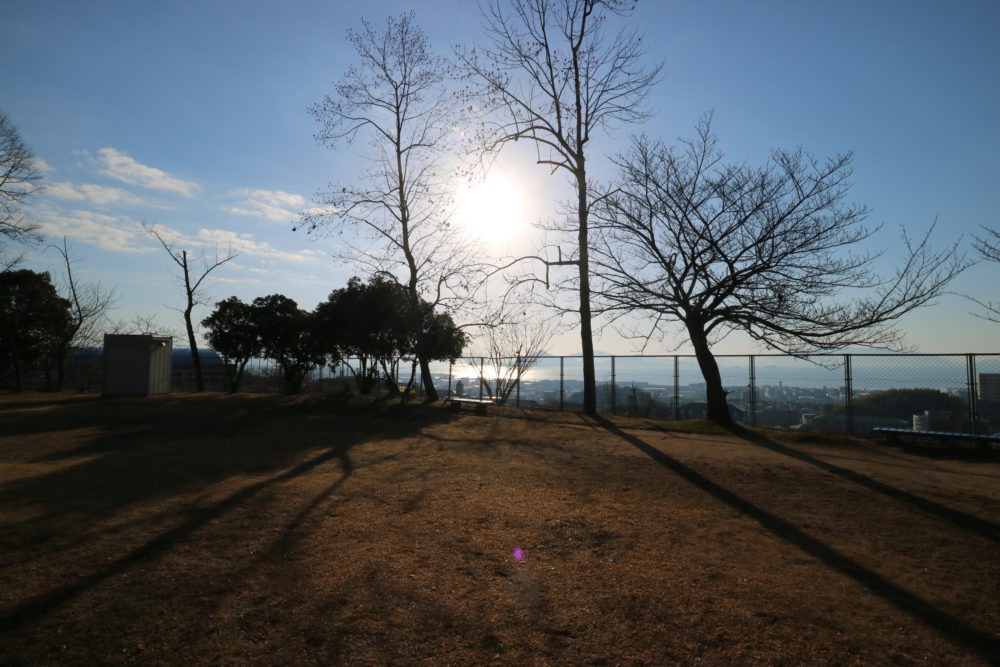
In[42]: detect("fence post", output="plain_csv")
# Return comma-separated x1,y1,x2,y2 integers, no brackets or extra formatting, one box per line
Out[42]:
844,354,854,434
559,356,565,411
448,360,453,399
967,354,979,435
611,356,616,415
749,355,757,427
479,357,485,401
673,355,680,420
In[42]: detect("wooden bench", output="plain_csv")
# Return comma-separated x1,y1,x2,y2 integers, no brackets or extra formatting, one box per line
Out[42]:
871,427,1000,449
448,396,495,415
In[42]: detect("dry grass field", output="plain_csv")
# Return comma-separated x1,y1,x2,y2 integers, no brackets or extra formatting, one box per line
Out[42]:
1,392,998,665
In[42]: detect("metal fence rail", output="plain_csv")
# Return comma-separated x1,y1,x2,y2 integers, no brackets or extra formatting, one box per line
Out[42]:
8,351,999,436
432,353,1000,436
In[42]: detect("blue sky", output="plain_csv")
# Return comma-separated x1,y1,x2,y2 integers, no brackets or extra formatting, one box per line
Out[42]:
2,0,998,354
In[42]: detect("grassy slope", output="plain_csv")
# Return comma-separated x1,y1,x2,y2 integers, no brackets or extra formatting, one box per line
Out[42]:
1,392,998,665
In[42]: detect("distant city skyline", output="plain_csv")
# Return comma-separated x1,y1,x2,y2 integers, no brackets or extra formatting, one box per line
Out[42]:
3,0,999,354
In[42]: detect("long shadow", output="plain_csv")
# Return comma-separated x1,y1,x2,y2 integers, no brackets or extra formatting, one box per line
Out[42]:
0,395,457,541
725,425,1000,544
0,443,352,634
0,395,457,633
595,417,1000,662
0,394,105,413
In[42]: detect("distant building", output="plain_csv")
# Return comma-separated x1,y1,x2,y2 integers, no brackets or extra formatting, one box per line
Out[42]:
979,373,1000,404
912,410,953,431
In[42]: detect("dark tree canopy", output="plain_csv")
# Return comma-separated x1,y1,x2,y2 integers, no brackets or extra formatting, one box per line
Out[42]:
835,388,964,421
592,117,966,423
252,294,324,394
314,274,467,395
315,275,414,394
202,296,263,393
415,308,467,366
0,270,72,391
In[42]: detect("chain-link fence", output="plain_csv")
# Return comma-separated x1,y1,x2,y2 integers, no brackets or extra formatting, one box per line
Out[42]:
431,353,1000,436
8,350,1000,436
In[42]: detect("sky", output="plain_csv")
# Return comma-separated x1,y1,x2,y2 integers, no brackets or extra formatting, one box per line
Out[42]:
2,0,999,355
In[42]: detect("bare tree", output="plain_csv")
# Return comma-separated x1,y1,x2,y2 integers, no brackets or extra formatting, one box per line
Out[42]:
1,112,45,268
301,12,481,401
457,0,662,415
50,237,117,390
105,313,178,338
970,227,1000,322
469,309,556,404
592,118,967,424
143,224,237,392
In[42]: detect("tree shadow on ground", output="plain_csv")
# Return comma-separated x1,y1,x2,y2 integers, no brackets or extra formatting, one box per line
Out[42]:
0,394,457,634
0,393,104,413
594,416,1000,662
723,424,1000,544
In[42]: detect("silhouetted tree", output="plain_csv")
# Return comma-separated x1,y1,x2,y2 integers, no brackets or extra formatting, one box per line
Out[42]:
317,276,402,394
592,117,966,424
49,237,116,390
0,270,71,391
315,275,467,395
971,226,1000,322
253,294,324,394
471,312,555,404
1,111,45,267
105,313,177,338
202,296,262,393
457,0,662,415
414,308,467,372
302,12,479,400
143,224,238,392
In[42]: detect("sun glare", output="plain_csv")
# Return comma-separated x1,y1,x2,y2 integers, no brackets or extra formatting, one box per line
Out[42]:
455,173,525,247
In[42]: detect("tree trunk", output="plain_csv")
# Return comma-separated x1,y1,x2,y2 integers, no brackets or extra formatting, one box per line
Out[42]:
185,307,203,392
234,360,248,393
181,252,204,392
419,356,437,400
577,167,597,416
56,351,66,392
688,321,732,424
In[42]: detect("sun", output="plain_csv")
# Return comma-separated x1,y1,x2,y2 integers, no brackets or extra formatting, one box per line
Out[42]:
454,172,525,248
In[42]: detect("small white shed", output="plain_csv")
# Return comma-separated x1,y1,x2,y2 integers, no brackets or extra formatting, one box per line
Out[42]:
102,334,173,396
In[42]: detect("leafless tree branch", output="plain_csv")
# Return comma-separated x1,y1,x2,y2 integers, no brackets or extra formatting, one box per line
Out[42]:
455,0,662,414
591,116,968,422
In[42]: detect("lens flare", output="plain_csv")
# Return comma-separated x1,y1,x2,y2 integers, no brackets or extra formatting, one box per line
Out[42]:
512,546,525,562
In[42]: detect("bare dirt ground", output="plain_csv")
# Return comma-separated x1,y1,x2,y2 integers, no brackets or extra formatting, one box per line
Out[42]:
0,392,998,665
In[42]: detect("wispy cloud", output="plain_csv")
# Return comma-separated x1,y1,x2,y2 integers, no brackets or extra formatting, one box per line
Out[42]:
33,157,54,174
136,223,321,264
96,148,199,197
224,188,316,222
45,181,147,207
195,227,321,263
35,208,151,254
